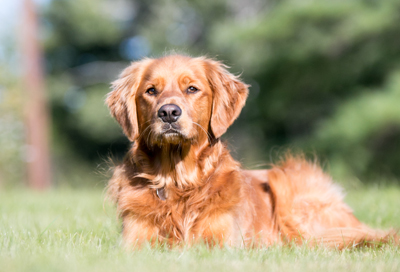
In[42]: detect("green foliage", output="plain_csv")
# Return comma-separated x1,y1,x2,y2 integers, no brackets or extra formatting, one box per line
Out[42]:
45,0,122,49
312,71,400,179
0,187,399,271
205,0,400,180
35,0,400,186
0,67,25,187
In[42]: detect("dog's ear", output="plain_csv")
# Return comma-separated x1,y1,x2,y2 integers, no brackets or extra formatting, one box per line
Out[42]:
106,59,152,141
204,59,249,139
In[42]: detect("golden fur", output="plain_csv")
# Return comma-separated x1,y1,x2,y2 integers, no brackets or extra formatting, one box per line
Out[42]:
106,54,397,248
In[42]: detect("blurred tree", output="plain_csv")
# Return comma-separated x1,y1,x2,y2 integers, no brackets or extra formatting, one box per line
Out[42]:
206,0,400,181
21,0,52,189
43,0,132,186
39,0,400,186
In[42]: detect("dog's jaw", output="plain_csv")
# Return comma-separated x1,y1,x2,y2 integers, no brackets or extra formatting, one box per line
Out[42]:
141,118,199,148
160,131,186,145
160,123,186,144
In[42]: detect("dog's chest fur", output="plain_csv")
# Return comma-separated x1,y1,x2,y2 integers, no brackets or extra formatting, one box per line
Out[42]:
117,160,244,243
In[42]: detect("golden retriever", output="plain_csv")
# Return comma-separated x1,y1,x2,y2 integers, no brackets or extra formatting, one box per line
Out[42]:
106,54,397,248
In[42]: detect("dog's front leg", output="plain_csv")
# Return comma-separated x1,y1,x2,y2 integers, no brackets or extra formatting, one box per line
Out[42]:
192,212,240,247
122,215,160,249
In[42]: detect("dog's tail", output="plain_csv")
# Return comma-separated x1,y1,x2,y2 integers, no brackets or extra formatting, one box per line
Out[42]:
267,155,399,249
308,227,398,249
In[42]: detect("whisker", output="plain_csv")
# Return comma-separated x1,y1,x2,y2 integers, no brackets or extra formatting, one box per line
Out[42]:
192,122,212,143
146,129,153,148
138,125,151,140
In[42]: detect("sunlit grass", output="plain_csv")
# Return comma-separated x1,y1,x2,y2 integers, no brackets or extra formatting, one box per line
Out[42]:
0,186,399,272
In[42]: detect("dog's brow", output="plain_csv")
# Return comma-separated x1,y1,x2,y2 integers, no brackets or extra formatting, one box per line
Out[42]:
143,76,165,88
142,74,152,84
180,75,193,85
179,70,202,82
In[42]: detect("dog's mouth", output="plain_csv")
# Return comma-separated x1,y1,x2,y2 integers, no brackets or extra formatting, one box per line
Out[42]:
145,123,192,146
162,123,181,134
163,128,181,136
160,124,186,140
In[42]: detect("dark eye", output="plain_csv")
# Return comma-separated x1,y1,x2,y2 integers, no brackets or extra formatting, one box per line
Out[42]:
146,88,157,96
187,86,198,94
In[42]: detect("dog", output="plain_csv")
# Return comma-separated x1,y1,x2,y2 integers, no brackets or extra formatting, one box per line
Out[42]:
106,54,397,248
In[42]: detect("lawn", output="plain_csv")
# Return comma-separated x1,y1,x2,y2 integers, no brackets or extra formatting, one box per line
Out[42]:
0,186,399,272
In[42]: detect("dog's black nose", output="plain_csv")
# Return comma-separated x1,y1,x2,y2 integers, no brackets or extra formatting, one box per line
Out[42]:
158,104,182,123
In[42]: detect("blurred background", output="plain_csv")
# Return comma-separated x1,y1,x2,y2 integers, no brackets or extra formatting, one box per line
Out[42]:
1,0,400,189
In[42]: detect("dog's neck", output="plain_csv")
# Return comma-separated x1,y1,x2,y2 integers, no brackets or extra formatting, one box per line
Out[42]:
130,138,234,190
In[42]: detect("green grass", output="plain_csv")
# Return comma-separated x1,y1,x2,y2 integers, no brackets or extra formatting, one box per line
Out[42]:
0,186,399,272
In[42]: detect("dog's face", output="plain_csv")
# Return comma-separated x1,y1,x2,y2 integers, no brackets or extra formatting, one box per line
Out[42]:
135,56,214,146
107,55,249,147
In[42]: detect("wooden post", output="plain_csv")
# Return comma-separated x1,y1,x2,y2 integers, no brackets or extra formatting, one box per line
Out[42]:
20,0,52,189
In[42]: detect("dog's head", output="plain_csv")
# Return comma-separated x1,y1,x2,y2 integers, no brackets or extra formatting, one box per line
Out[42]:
107,55,249,147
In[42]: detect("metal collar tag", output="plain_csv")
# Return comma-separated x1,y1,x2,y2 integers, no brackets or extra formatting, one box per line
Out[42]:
156,187,167,201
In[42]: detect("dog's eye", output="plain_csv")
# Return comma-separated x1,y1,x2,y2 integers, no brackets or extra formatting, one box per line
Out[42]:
146,88,157,95
187,86,198,94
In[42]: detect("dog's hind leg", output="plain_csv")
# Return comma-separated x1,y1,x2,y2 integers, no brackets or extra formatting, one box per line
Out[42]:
267,155,398,248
